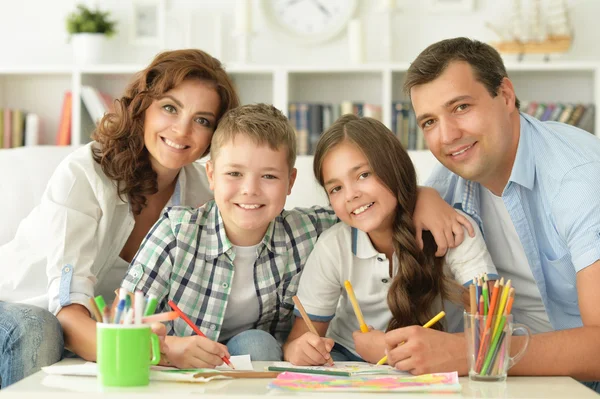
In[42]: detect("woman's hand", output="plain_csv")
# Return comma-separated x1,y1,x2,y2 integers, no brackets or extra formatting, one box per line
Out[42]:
414,187,474,256
284,332,334,366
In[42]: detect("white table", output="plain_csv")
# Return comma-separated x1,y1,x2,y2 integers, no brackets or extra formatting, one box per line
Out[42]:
1,358,598,398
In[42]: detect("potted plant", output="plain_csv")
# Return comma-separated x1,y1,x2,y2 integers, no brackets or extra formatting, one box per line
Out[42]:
66,4,117,64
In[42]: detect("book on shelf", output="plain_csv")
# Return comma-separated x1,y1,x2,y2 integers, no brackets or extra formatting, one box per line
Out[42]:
289,101,382,155
0,108,40,149
391,101,426,151
56,91,72,146
520,101,595,134
4,108,12,148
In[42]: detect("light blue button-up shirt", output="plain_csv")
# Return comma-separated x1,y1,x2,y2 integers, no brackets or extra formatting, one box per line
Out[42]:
426,112,600,331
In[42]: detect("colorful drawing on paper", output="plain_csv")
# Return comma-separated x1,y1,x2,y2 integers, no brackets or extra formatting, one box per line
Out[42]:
268,371,461,393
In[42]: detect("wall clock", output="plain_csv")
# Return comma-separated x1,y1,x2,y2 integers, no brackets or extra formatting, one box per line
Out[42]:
261,0,359,44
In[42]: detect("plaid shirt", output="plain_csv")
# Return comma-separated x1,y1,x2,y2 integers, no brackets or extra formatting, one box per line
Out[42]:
122,200,337,343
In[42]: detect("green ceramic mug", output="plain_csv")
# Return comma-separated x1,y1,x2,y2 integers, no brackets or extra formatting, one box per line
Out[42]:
96,323,160,387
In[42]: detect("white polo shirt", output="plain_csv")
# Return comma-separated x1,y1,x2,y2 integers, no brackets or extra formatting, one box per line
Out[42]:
295,211,498,356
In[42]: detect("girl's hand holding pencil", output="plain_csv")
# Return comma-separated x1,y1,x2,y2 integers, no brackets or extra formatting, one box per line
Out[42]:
285,296,335,366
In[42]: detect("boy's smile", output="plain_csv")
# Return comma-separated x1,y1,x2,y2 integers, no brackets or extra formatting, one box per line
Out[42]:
206,134,297,246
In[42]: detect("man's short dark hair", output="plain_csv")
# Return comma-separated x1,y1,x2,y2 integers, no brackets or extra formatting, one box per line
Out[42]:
404,37,520,109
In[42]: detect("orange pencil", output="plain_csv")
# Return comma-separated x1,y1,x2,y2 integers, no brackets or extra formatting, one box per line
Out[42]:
505,288,515,315
485,280,500,329
142,311,179,324
168,300,235,370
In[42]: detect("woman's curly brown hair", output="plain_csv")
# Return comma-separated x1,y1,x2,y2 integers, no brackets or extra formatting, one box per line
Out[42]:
313,115,464,332
91,49,240,215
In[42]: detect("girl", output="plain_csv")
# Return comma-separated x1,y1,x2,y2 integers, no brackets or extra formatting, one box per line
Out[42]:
0,49,239,386
283,115,497,365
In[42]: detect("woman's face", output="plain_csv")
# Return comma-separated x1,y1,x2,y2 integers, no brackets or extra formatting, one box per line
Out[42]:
144,79,221,175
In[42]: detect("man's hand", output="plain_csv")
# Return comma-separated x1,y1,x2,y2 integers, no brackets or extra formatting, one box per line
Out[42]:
414,187,474,256
352,327,386,364
384,326,468,375
284,332,334,366
164,335,230,369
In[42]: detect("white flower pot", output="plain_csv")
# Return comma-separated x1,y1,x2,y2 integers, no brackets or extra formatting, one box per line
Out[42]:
72,33,106,65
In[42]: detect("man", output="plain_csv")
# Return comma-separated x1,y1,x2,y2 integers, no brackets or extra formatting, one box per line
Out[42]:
384,37,600,391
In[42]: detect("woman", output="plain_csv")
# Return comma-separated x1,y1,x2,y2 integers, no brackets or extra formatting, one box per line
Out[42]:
0,49,239,387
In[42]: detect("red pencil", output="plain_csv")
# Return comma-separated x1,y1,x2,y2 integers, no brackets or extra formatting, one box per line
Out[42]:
168,299,235,370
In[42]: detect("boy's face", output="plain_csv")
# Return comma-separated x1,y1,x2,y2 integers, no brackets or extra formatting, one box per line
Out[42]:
206,134,297,246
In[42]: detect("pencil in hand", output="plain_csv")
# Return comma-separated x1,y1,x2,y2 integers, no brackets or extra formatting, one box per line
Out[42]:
376,310,446,366
292,295,334,366
344,280,369,333
167,299,235,370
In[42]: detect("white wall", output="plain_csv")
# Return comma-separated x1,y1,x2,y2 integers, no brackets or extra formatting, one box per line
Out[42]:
1,0,598,66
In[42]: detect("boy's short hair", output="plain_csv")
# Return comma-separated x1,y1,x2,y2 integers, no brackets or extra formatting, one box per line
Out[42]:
210,103,297,173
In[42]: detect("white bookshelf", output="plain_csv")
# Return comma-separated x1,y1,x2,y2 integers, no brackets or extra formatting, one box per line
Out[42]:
0,61,598,147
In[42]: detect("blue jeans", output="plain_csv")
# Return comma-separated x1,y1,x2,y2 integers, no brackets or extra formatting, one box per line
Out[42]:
225,329,282,361
330,343,364,362
0,302,63,388
583,381,600,393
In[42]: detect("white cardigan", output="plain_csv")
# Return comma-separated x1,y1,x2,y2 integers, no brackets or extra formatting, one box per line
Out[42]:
0,142,212,315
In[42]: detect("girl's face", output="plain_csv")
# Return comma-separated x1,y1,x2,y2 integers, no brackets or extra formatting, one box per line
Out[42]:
144,79,221,176
321,141,398,238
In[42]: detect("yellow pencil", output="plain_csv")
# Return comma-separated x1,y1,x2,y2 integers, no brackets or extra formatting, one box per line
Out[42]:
344,280,369,333
493,280,512,333
376,310,446,366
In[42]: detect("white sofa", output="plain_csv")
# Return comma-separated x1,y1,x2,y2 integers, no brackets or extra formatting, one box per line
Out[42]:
0,146,440,246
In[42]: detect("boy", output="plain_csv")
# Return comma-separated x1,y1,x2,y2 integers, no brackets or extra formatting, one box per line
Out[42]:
121,103,338,369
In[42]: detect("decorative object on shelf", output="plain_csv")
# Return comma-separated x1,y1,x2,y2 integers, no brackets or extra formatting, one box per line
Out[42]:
66,4,117,65
234,0,254,63
428,0,474,13
347,18,365,64
486,0,572,61
260,0,358,44
130,0,166,48
378,0,397,62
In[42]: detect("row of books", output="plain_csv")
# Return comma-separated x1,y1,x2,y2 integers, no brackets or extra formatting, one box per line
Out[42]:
0,108,40,148
289,102,383,155
519,101,595,133
392,101,427,151
288,101,427,155
56,86,114,146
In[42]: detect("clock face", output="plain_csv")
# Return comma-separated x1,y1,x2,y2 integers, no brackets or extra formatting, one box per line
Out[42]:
262,0,358,43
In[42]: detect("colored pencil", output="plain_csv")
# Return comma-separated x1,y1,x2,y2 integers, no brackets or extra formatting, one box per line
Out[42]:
505,288,515,315
89,297,103,322
376,310,446,366
168,299,235,370
493,280,512,333
344,280,369,333
142,311,179,324
292,296,333,366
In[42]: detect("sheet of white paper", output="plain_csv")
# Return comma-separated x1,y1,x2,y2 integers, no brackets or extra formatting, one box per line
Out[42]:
216,354,253,371
42,362,98,376
42,354,253,377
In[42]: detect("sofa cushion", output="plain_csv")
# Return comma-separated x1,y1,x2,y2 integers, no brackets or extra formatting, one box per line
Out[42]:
0,146,77,245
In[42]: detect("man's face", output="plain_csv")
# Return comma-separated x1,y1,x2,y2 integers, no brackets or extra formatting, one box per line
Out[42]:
411,61,518,193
